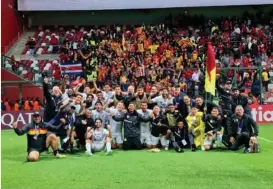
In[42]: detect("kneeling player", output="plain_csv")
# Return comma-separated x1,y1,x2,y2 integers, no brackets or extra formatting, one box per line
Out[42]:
12,112,66,162
171,120,191,153
85,119,112,156
203,107,223,151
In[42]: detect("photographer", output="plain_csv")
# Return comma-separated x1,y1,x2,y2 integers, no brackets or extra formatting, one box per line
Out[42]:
228,105,259,153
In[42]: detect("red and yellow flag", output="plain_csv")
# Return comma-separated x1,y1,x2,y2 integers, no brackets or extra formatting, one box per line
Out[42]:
205,42,216,96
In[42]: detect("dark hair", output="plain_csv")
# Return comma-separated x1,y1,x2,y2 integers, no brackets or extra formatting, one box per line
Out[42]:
211,107,219,112
87,94,93,99
77,94,83,98
195,96,204,100
95,118,102,123
97,91,103,95
104,83,111,87
95,101,103,106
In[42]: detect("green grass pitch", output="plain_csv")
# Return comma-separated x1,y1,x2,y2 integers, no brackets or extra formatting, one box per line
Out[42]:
2,124,273,189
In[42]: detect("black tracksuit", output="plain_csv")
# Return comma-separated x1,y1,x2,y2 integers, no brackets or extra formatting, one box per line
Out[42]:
231,95,251,115
204,115,222,134
171,125,190,149
228,114,259,150
43,82,63,122
74,115,95,145
14,122,62,153
150,113,169,137
113,110,149,150
216,78,246,116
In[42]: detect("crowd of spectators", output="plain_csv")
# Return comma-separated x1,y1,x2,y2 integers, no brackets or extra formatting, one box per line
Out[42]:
56,10,273,101
1,97,42,111
3,9,273,106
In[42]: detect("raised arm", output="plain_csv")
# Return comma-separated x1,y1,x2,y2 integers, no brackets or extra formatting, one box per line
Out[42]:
112,112,125,122
13,122,31,136
45,119,66,131
43,78,52,101
216,79,228,96
237,76,248,89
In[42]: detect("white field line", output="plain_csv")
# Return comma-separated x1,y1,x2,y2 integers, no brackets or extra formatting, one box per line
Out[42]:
258,136,273,143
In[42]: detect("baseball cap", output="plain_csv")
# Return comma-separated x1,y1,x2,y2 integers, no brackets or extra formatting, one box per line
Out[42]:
33,112,40,117
168,103,175,107
232,87,239,91
225,80,232,84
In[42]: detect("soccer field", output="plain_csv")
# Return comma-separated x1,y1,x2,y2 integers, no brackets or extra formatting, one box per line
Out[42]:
2,124,273,189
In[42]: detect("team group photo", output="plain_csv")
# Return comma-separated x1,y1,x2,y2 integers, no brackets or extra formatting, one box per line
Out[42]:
1,1,273,189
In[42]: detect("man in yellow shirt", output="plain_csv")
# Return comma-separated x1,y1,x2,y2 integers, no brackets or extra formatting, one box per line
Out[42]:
262,68,271,92
186,106,205,151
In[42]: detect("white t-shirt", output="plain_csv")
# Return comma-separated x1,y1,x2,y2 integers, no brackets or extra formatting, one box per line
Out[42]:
192,72,200,82
91,110,109,126
152,96,174,109
92,128,108,145
136,109,152,133
108,108,123,134
102,91,115,101
78,92,87,101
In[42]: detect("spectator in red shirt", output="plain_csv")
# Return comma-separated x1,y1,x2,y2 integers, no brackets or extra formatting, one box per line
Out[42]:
50,35,59,54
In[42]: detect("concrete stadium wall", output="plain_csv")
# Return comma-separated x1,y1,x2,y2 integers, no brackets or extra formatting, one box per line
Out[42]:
1,69,43,102
26,5,273,26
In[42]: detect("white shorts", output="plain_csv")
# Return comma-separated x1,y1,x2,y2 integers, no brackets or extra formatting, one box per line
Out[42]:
204,134,217,146
151,135,169,146
140,132,152,145
91,143,105,152
112,133,123,144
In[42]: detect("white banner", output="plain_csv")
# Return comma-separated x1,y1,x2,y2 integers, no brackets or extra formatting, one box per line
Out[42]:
18,0,273,11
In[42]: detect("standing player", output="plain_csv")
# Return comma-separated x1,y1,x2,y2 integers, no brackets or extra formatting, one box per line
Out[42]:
150,106,169,150
91,102,110,128
106,102,125,149
136,102,152,148
151,88,173,112
85,119,112,156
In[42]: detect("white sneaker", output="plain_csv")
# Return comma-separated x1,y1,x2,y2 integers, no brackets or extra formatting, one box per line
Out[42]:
85,151,93,156
106,150,113,155
55,153,66,158
165,147,169,151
